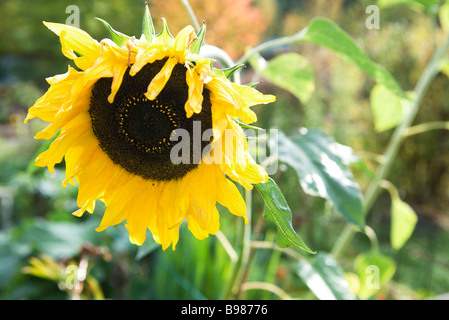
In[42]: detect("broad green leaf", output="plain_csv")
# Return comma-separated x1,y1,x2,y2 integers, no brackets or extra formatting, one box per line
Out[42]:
370,84,408,132
275,129,365,229
296,252,356,300
390,196,418,250
255,177,315,253
354,252,396,299
262,53,315,104
301,18,404,98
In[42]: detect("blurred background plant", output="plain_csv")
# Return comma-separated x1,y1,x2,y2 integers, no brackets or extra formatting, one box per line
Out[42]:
1,0,449,300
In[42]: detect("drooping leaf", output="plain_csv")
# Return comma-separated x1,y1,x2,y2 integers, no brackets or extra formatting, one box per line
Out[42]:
255,177,315,254
274,129,365,229
262,53,315,104
296,252,356,300
354,252,396,299
301,18,404,98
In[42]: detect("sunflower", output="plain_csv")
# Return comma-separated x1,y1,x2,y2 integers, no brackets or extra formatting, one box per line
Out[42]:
25,7,275,250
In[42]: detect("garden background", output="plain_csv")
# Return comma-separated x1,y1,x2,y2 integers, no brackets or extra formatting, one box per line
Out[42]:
0,0,448,300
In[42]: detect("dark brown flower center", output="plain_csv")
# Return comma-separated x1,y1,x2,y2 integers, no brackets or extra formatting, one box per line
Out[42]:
89,58,212,181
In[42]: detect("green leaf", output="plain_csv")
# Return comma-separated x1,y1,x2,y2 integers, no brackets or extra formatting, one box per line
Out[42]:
95,18,132,48
275,129,365,229
233,118,263,131
390,195,418,250
262,53,315,104
213,64,245,79
190,21,206,55
17,219,102,259
354,252,396,299
141,2,155,42
296,252,356,300
155,18,175,47
301,18,404,98
370,84,408,132
255,177,315,253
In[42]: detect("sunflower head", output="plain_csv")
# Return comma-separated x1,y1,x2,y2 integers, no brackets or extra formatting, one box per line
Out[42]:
25,5,275,250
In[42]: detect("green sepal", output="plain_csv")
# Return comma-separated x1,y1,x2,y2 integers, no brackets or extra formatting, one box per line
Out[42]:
246,81,261,88
95,17,132,48
213,64,245,79
233,118,263,131
154,18,174,48
190,21,206,54
141,2,155,42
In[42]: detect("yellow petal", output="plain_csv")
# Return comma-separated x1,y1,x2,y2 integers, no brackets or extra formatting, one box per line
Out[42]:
145,57,177,100
35,113,92,172
43,22,100,70
25,66,81,123
174,25,197,59
63,136,98,187
231,82,276,108
96,175,141,232
126,185,155,246
108,62,128,103
185,58,211,117
188,165,218,231
130,42,168,76
33,80,91,140
216,174,248,223
207,75,243,116
186,206,220,240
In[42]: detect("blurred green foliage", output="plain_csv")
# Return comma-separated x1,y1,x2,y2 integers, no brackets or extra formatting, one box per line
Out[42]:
1,0,449,300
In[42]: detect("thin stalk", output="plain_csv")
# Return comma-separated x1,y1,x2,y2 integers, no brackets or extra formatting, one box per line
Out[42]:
179,0,201,32
236,28,307,66
216,230,238,262
250,240,305,261
403,121,449,137
240,281,293,300
331,33,449,259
